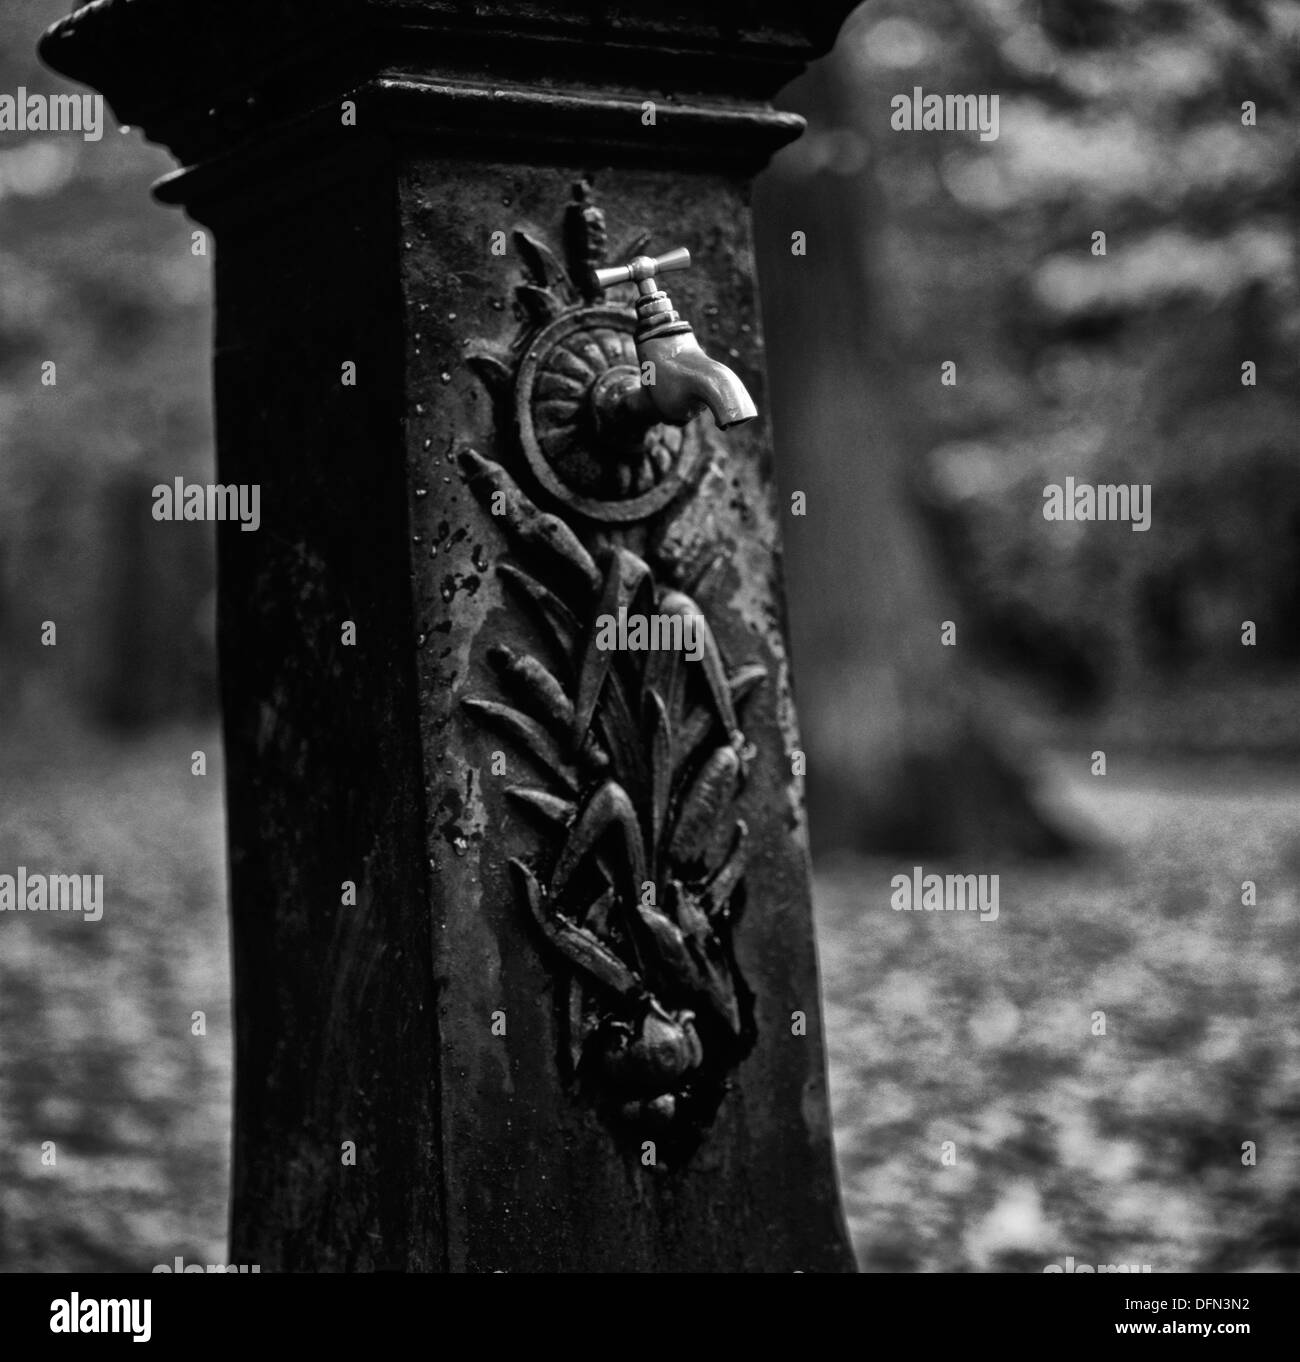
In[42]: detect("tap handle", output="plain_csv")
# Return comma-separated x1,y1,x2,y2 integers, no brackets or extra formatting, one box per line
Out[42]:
592,247,691,292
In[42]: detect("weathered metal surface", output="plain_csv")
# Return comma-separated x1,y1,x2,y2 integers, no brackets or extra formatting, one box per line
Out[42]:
457,185,766,1163
402,163,851,1270
42,0,860,1272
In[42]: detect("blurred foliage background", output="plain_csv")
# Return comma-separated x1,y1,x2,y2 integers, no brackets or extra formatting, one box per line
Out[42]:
759,0,1299,852
0,0,214,734
1,0,1297,1273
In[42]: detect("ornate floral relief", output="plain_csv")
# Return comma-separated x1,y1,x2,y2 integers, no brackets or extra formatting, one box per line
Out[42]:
459,183,763,1159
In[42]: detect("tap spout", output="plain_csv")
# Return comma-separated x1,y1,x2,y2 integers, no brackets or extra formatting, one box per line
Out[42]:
587,249,757,445
637,329,757,429
590,329,756,448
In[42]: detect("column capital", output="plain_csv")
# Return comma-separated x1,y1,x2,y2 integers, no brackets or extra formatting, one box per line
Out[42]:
41,1,859,169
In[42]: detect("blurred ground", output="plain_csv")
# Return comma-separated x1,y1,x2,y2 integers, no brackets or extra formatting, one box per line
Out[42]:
0,720,229,1272
820,754,1300,1273
2,721,1295,1272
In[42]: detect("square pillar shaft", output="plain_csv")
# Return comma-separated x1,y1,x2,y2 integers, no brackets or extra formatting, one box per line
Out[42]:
41,1,859,1272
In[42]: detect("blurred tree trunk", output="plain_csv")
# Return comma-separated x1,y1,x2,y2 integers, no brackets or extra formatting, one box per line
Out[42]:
755,47,1071,858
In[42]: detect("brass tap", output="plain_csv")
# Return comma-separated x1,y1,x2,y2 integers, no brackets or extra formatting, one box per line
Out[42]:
590,248,757,440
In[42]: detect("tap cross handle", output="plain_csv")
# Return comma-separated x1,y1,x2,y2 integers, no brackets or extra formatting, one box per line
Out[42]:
592,247,691,293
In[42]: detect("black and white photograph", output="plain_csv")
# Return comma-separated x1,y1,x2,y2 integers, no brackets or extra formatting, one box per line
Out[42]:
0,0,1295,1331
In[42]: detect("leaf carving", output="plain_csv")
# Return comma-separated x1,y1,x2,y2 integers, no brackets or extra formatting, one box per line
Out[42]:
458,184,766,1158
462,699,577,794
513,230,575,301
